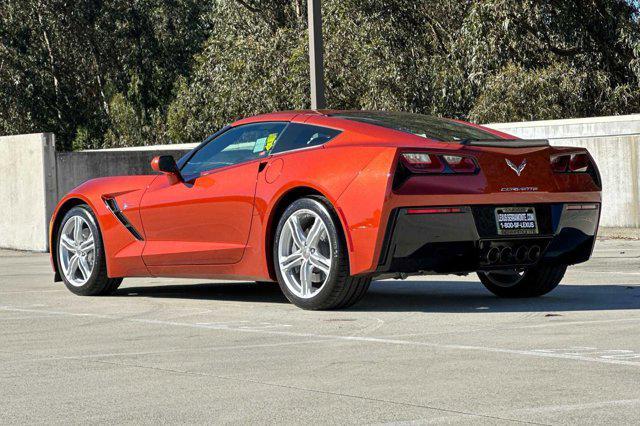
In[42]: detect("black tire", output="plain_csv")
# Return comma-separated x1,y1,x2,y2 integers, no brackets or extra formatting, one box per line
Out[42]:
273,196,371,310
478,265,567,298
56,205,123,296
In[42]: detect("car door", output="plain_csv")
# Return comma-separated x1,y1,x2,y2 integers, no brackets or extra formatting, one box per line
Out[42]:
139,122,287,266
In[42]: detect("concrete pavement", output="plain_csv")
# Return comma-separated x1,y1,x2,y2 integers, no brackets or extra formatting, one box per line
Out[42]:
1,239,639,424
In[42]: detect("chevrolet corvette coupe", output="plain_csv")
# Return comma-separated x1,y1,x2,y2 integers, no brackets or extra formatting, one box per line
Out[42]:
50,110,601,310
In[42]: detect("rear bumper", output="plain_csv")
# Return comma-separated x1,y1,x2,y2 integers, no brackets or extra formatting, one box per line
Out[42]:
375,203,600,275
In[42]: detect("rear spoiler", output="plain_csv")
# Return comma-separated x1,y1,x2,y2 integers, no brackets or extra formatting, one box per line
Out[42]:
460,139,549,148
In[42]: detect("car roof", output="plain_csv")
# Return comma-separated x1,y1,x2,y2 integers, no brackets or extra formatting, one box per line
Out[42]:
229,110,513,143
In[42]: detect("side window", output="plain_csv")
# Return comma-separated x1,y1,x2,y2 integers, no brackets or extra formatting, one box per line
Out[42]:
271,123,342,154
181,122,286,178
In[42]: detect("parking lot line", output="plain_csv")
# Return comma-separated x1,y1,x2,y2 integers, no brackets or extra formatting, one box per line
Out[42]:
2,304,640,369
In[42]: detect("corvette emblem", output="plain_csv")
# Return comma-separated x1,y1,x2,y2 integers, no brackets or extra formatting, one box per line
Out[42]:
505,158,527,176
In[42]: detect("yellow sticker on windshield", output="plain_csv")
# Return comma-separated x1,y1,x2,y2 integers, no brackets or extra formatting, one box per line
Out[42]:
265,133,278,151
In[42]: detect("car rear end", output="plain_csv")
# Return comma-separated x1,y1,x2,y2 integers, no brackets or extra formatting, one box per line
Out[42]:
324,111,602,279
375,138,601,277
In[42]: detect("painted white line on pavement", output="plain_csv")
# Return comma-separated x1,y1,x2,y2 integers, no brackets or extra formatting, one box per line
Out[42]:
383,398,640,425
508,398,640,414
4,338,338,364
0,289,66,294
346,317,640,340
2,305,640,369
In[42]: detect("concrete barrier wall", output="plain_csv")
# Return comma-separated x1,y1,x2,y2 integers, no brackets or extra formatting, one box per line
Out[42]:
2,114,639,250
486,115,640,231
0,133,56,251
0,136,193,251
56,147,193,199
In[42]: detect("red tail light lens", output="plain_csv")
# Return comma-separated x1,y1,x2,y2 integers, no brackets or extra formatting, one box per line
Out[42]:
551,155,569,172
551,153,591,173
442,155,478,173
550,152,601,189
569,153,589,172
400,153,445,173
400,152,478,174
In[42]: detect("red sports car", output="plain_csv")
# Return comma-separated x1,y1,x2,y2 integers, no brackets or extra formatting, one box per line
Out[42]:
49,111,601,309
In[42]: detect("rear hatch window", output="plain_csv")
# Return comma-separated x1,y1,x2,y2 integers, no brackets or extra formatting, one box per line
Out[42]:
330,111,499,142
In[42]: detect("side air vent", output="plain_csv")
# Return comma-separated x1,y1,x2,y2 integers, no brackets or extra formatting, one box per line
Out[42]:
104,197,144,241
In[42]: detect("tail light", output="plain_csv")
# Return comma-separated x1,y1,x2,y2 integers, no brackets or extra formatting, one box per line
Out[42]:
550,152,601,188
551,153,592,173
400,153,445,173
400,152,479,174
442,155,478,173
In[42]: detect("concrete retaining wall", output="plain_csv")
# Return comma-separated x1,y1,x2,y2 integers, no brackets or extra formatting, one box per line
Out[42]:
0,135,193,251
56,147,192,199
486,115,640,231
2,114,639,250
0,133,56,251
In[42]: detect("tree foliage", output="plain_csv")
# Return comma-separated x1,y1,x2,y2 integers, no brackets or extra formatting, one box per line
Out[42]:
1,0,640,149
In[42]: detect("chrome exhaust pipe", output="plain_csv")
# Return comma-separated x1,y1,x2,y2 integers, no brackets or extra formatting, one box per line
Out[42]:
528,245,541,262
485,247,500,264
515,246,528,263
499,246,512,263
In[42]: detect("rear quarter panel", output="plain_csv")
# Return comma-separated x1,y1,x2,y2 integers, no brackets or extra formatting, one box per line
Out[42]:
244,143,397,280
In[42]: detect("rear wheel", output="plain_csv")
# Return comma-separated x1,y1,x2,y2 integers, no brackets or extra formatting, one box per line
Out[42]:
273,197,370,310
56,205,122,296
478,265,566,298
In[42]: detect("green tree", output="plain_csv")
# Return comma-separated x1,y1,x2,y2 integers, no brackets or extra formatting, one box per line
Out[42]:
0,0,212,150
2,0,640,149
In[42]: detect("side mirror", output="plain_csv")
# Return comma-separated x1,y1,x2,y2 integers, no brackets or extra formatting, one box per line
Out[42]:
151,155,181,179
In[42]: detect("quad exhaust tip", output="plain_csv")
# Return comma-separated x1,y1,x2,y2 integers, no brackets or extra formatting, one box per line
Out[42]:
485,247,500,264
499,247,512,263
515,246,528,263
528,245,541,262
484,244,542,265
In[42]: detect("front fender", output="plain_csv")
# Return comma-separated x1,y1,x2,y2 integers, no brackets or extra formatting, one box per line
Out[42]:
49,176,156,280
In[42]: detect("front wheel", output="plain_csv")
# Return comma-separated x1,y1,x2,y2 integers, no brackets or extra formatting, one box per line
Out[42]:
56,205,122,296
273,197,370,310
478,265,567,298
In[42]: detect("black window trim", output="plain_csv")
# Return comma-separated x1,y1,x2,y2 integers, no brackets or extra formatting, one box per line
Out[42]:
269,123,344,156
177,121,290,181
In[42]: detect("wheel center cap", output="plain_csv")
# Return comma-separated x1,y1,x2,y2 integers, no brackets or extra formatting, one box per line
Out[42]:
302,248,311,259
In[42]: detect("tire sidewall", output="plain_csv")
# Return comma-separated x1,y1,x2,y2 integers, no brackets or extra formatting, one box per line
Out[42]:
273,198,345,309
478,265,565,298
56,205,105,295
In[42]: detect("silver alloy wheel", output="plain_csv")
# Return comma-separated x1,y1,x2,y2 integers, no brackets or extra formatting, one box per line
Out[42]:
278,209,332,299
59,215,96,287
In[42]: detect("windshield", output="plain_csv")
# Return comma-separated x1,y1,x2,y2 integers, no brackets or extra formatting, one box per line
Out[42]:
330,111,499,142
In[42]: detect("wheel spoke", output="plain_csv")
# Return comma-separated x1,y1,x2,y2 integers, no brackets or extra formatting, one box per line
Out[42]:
306,217,324,247
68,254,80,278
79,236,94,252
60,235,75,252
78,257,91,280
280,251,303,271
309,253,331,275
299,260,313,296
288,215,306,249
73,216,83,243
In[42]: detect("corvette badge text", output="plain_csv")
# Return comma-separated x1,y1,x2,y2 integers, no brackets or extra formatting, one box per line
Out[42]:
500,187,539,192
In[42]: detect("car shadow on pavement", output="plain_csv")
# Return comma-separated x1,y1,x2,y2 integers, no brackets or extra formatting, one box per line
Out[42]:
115,280,640,313
116,282,290,304
353,280,640,313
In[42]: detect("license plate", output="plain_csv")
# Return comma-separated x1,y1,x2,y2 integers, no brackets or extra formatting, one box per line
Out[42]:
495,207,538,235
